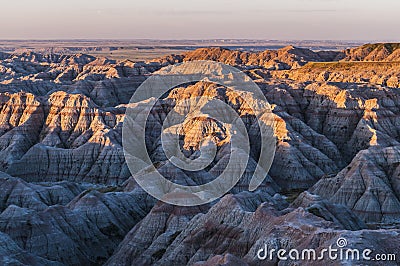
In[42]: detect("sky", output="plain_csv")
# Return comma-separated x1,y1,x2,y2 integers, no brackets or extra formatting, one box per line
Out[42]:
1,0,399,40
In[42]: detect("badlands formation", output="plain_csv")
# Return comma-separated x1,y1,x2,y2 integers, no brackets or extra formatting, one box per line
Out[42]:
0,43,399,265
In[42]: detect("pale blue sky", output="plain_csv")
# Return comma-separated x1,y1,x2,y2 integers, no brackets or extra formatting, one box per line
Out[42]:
1,0,399,40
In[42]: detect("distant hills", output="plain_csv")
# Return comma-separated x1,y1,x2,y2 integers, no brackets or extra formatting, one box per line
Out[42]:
151,43,400,71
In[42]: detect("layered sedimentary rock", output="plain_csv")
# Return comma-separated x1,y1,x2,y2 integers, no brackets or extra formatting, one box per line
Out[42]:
290,191,366,230
107,192,399,266
0,44,399,265
342,43,400,62
0,172,85,212
310,146,400,224
151,46,343,70
272,62,400,88
0,51,153,107
0,178,152,264
0,232,61,266
0,91,129,185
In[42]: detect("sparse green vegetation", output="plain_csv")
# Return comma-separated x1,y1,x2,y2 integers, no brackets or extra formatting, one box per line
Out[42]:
303,61,400,70
359,43,400,53
282,189,306,203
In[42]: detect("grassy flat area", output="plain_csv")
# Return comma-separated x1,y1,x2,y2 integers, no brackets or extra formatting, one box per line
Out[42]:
86,48,190,61
302,61,400,70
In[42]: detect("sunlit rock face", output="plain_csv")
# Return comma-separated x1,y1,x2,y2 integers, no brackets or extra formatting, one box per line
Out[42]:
0,44,399,264
178,46,343,70
342,43,400,62
0,91,129,185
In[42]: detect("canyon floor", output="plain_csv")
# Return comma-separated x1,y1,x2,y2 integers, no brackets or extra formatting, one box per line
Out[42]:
0,42,399,265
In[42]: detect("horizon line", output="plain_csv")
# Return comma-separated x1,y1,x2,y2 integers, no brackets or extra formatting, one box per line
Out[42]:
0,38,399,42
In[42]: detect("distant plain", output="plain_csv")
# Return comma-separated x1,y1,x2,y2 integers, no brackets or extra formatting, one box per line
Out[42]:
0,39,365,61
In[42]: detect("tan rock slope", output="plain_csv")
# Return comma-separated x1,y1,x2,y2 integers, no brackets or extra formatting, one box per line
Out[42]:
151,46,342,70
342,43,400,62
272,62,400,87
